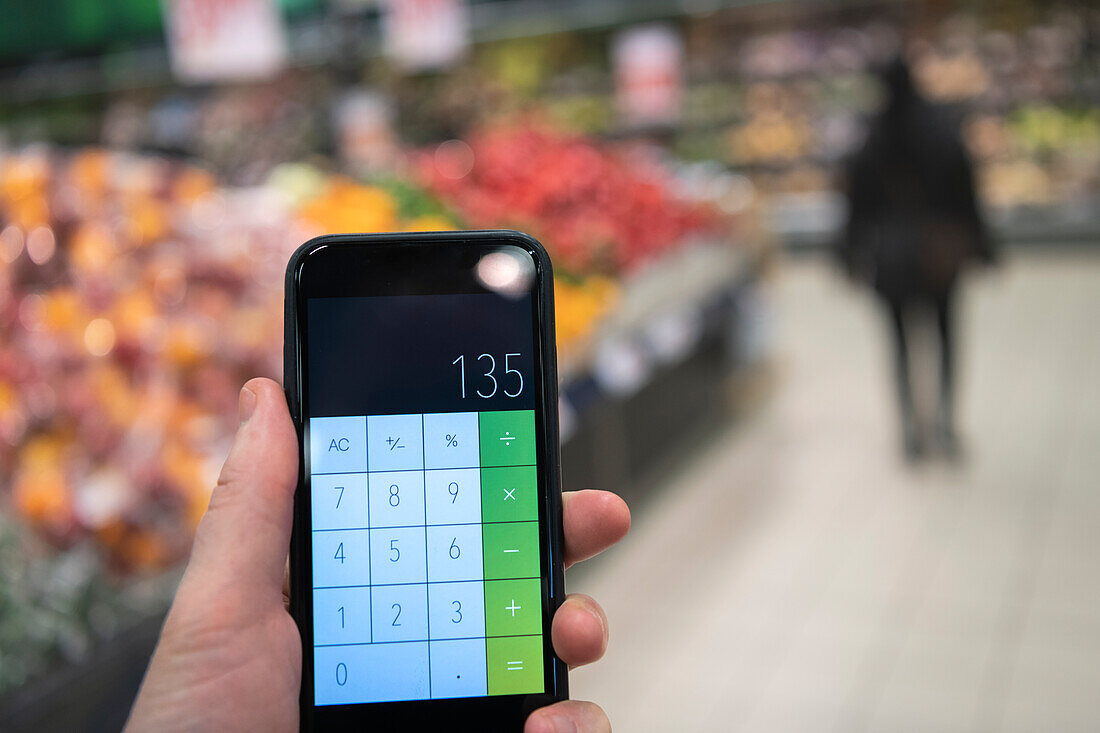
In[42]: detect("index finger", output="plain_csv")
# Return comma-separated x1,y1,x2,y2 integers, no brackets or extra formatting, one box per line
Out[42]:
563,490,630,569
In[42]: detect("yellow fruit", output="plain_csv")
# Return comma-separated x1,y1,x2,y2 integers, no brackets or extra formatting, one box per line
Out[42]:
41,289,86,334
403,215,454,232
70,222,117,275
14,436,72,524
298,179,398,234
173,168,217,204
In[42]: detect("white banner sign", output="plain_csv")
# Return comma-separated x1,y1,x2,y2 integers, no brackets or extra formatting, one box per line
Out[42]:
613,24,684,127
165,0,288,83
382,0,469,71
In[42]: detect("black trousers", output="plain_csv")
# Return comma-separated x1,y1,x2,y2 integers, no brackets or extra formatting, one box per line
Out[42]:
884,287,956,436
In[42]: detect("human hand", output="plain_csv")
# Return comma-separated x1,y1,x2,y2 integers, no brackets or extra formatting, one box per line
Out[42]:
126,378,629,732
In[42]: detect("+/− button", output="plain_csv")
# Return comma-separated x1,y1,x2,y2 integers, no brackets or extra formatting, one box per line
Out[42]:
367,414,424,471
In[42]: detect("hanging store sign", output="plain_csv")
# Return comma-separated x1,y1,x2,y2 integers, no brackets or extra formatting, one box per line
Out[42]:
164,0,288,83
612,24,684,128
382,0,469,71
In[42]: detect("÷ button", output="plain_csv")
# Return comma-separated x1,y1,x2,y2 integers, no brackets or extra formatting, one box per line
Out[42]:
499,431,516,446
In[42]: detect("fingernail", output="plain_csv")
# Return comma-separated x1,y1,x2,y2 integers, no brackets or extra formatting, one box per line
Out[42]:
574,595,607,642
545,714,578,733
239,385,258,424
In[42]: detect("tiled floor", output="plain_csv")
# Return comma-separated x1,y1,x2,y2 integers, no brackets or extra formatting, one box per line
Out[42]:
568,251,1100,732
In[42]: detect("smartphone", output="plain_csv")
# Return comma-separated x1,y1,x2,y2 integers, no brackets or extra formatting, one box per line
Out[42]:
283,231,567,730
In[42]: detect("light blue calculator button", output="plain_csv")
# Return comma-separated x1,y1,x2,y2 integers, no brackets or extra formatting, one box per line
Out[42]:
314,642,428,706
430,639,488,700
423,412,480,469
310,416,366,474
367,414,424,471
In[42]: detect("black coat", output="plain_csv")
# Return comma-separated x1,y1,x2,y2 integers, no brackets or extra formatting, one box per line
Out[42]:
839,95,993,302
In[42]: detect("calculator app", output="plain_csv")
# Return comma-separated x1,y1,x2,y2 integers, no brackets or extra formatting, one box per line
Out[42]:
305,293,546,706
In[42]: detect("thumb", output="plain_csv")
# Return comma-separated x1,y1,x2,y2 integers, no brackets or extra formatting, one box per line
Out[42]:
186,377,299,596
525,701,611,733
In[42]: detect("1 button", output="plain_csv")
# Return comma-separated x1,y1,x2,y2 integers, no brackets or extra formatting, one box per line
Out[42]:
313,586,371,645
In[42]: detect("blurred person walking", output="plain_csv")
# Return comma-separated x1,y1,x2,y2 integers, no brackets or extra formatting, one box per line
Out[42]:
839,57,995,460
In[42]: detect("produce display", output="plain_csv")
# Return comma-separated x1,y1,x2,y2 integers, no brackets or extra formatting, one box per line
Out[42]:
0,144,602,695
1,148,294,573
416,121,719,274
670,9,1100,215
459,7,1100,220
0,126,726,571
10,7,1092,228
0,129,734,694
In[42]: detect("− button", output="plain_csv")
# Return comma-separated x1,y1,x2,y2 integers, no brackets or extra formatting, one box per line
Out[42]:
482,521,540,580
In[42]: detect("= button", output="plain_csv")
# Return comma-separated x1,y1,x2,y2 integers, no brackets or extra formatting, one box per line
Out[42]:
486,635,544,696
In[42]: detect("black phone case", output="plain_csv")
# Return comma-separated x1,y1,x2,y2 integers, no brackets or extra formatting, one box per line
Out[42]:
283,230,567,730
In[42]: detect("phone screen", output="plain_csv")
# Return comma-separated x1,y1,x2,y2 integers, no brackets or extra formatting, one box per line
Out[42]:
293,239,558,716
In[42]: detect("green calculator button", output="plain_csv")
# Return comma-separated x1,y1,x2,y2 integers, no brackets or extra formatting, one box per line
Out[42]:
479,410,536,467
486,635,544,696
481,466,538,523
484,578,542,637
483,521,540,580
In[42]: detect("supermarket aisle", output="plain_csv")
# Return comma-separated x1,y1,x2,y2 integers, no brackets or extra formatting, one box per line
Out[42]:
569,252,1100,732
